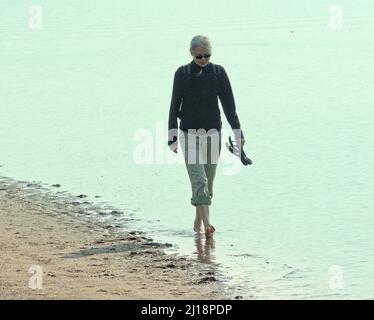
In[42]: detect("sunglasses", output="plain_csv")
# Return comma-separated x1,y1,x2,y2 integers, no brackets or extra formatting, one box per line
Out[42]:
194,54,211,60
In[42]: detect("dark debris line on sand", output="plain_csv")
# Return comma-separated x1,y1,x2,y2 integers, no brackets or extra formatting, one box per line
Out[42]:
0,175,174,248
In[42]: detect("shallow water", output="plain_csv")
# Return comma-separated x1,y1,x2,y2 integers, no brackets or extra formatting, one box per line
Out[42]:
1,0,374,299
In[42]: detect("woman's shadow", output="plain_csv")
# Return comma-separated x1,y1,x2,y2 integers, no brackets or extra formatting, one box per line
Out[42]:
194,234,216,264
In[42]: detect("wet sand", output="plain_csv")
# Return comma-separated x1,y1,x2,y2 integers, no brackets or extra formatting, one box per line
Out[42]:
0,176,225,300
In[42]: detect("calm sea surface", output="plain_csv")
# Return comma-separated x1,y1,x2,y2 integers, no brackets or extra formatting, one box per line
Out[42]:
1,0,373,299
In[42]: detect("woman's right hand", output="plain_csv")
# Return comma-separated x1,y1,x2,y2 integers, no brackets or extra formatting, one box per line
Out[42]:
168,141,178,153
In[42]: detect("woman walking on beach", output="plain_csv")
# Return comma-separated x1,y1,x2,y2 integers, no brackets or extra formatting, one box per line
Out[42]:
168,35,245,238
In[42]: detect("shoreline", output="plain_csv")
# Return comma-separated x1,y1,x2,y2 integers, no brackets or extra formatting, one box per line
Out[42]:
0,175,226,299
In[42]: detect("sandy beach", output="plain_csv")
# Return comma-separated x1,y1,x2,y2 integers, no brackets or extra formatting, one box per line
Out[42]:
0,176,225,300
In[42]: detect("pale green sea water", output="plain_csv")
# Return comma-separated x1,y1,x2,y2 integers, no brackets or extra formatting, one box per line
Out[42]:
1,0,374,299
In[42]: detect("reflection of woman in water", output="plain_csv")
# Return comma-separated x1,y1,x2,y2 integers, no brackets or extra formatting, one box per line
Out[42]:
195,236,215,264
168,35,245,238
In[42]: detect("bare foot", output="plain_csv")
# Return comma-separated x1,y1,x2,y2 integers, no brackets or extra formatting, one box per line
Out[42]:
205,225,216,238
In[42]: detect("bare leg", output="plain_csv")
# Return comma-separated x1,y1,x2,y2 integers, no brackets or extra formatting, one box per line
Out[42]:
193,206,203,233
199,204,215,238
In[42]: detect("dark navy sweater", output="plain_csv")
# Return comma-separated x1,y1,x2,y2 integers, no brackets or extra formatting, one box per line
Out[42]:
168,60,244,145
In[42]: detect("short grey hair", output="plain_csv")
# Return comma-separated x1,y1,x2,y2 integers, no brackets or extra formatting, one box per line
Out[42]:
190,35,212,53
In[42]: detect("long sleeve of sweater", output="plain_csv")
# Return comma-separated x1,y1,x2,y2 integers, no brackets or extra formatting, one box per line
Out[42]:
168,69,183,145
218,67,244,140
